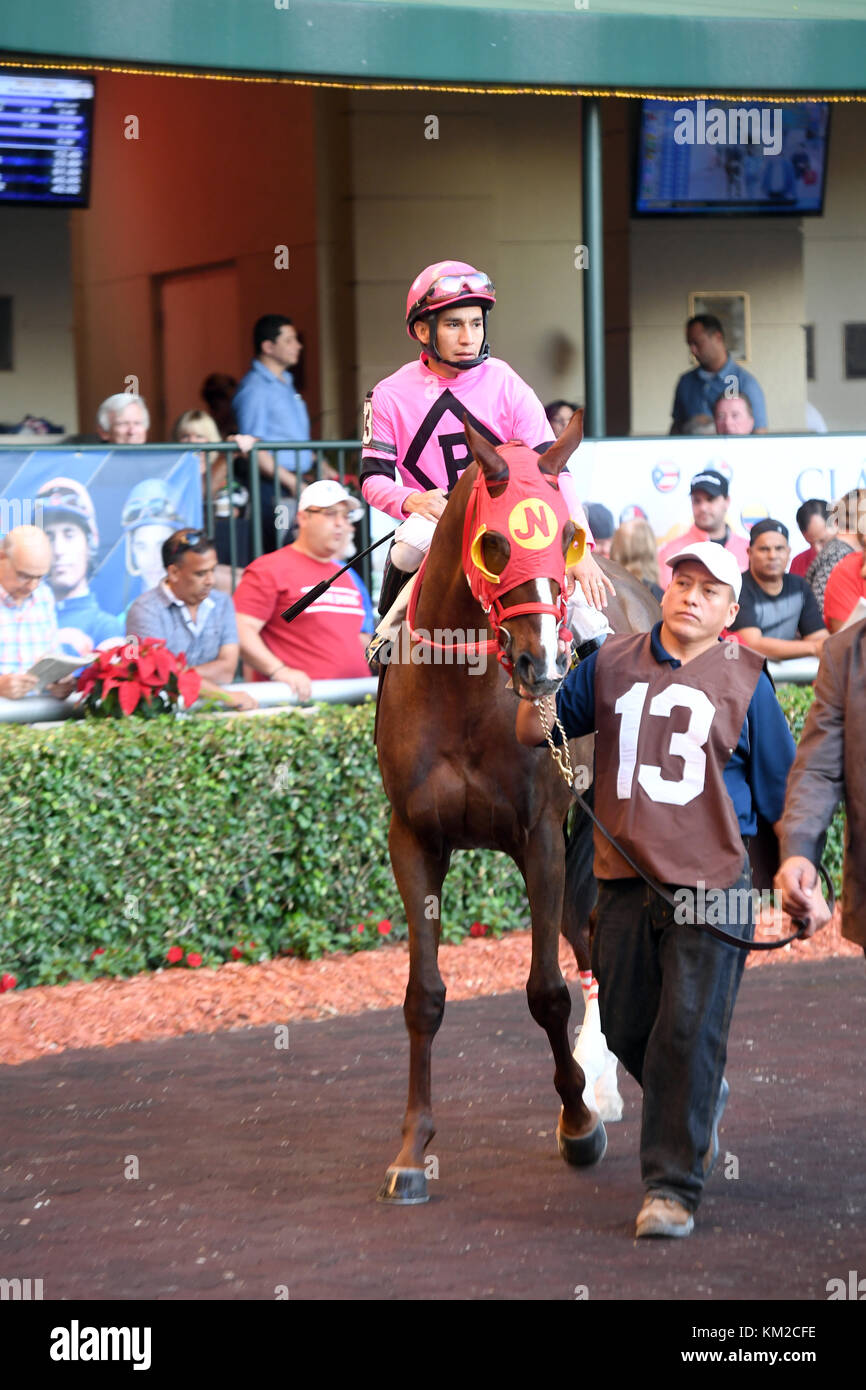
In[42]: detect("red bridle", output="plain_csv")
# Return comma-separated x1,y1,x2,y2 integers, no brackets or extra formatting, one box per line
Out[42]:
407,444,578,674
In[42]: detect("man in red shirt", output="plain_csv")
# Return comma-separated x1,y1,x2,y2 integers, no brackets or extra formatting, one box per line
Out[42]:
823,488,866,633
233,481,371,699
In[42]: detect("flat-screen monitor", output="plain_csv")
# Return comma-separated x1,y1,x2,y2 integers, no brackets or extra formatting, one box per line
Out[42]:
634,99,830,217
0,71,94,208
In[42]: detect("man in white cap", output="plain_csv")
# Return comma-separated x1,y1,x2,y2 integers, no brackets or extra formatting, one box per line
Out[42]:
234,480,371,699
517,541,796,1240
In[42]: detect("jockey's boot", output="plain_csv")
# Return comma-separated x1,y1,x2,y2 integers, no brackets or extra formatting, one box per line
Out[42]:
572,633,609,667
367,569,420,666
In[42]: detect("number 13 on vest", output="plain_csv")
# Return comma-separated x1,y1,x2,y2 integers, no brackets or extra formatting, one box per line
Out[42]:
614,681,715,806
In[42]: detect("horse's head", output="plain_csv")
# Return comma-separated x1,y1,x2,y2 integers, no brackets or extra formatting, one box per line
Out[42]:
461,409,586,699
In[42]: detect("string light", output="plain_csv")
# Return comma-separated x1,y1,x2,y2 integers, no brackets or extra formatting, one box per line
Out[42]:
0,56,862,103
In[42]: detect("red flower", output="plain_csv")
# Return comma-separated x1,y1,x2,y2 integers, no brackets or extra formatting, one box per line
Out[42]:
469,921,488,937
230,946,243,960
377,919,392,935
355,923,365,934
186,952,203,968
0,973,17,993
118,679,143,715
176,668,202,706
166,945,183,963
91,947,106,959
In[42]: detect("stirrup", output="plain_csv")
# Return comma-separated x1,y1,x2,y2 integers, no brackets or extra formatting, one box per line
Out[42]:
366,631,393,667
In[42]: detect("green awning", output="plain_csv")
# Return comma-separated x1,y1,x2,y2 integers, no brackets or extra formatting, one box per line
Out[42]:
3,0,866,94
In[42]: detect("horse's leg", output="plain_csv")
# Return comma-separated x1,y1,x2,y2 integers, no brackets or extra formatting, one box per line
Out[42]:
377,813,450,1205
522,826,607,1168
562,787,624,1123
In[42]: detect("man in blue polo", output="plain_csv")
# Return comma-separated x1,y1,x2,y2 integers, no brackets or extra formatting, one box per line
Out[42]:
232,314,312,552
671,314,767,435
126,529,256,710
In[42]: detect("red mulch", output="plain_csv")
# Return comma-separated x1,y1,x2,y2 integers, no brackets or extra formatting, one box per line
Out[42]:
0,909,856,1067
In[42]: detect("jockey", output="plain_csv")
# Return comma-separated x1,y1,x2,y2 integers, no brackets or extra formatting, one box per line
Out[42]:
361,260,614,661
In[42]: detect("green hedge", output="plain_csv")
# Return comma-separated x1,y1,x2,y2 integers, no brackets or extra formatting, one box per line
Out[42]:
0,688,845,990
0,705,531,989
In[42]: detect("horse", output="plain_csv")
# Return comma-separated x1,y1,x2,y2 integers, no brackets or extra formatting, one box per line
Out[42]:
374,409,659,1203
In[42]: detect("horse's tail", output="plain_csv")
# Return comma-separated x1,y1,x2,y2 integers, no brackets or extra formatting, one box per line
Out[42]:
561,777,598,971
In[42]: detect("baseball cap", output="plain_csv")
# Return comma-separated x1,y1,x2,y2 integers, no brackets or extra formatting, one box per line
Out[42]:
668,540,743,601
749,518,789,543
689,469,729,499
583,502,615,541
298,479,363,521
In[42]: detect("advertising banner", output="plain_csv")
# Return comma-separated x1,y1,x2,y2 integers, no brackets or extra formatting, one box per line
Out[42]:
0,449,202,655
564,434,866,552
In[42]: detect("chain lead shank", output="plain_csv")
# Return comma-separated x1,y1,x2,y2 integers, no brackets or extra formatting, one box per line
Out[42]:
535,695,574,787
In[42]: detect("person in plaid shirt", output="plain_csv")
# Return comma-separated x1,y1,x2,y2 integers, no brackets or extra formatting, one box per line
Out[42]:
0,527,77,700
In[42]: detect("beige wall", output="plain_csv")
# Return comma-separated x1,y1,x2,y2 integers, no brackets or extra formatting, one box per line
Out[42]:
0,209,78,433
803,105,866,431
317,90,586,437
629,216,806,435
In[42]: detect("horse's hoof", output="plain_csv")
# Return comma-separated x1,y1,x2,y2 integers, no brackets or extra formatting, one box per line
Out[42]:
556,1113,608,1167
376,1166,429,1204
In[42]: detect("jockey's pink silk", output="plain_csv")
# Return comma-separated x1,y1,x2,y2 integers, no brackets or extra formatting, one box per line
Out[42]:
361,355,593,547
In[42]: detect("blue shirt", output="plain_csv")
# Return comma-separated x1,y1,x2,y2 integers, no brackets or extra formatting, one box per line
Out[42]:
125,584,238,667
555,623,795,837
672,354,768,430
55,590,124,653
232,358,312,479
347,568,375,634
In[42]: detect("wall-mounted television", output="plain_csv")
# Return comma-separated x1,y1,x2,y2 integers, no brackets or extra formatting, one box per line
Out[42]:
0,70,94,208
633,98,830,217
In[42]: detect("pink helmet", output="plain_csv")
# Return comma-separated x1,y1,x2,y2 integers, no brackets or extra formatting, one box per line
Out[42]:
406,260,495,370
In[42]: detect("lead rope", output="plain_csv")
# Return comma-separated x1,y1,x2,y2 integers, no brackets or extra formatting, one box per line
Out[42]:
533,695,831,952
535,693,575,788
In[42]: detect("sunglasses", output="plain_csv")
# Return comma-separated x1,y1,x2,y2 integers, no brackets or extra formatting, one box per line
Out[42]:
164,529,212,564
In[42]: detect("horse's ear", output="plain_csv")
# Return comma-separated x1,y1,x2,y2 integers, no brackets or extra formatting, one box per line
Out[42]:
538,407,584,476
464,416,508,483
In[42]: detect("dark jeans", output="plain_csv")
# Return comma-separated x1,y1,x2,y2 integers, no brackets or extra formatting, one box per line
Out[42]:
591,856,754,1212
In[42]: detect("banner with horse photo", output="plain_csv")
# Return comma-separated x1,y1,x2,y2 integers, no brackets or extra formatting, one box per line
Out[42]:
0,449,202,656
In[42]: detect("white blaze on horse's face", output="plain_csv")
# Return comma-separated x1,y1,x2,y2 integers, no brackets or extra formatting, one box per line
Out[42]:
531,577,564,682
503,577,565,697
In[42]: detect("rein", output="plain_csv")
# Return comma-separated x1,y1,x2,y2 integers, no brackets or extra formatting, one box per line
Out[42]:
534,696,835,953
406,553,501,660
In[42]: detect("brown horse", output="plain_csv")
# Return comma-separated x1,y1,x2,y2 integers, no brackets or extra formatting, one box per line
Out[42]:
375,410,659,1203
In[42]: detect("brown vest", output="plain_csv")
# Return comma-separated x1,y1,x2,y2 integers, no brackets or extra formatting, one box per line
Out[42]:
592,632,765,888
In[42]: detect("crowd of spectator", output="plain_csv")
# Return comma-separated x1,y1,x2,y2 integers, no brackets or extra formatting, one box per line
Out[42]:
0,310,380,706
2,301,865,711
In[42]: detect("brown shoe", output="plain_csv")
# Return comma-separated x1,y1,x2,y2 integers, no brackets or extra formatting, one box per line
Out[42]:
635,1193,694,1239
